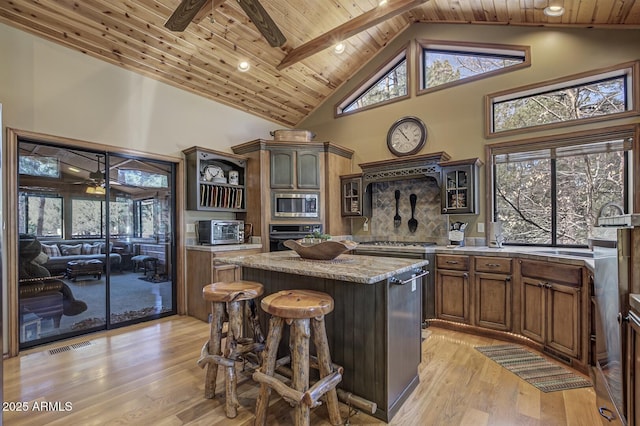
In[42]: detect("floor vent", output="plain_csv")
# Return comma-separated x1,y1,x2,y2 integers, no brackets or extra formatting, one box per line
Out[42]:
48,340,92,355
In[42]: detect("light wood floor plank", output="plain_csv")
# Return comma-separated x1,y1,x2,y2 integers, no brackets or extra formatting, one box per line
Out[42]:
3,316,598,425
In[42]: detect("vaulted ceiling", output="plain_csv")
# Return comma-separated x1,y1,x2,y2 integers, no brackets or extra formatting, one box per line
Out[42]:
1,0,639,127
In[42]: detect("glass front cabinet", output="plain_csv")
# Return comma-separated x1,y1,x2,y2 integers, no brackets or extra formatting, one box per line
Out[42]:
340,174,363,216
440,158,482,214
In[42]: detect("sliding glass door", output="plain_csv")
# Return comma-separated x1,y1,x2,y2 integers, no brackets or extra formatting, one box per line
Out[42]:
17,141,176,349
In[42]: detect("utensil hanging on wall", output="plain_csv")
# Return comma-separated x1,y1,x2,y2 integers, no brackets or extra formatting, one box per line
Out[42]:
394,190,401,228
408,193,418,233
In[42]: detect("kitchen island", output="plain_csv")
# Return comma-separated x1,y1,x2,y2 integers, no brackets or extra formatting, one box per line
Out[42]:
218,251,429,422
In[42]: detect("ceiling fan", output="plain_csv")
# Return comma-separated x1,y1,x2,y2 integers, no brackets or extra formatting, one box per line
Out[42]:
165,0,287,47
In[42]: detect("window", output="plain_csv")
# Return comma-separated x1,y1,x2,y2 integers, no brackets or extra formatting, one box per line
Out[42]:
487,61,639,137
135,199,156,239
18,193,63,238
71,197,133,238
118,169,168,188
336,47,409,116
19,155,60,178
489,127,633,247
418,41,529,95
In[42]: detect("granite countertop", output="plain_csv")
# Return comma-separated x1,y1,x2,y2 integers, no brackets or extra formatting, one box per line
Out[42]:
186,243,263,252
428,245,601,268
216,251,429,284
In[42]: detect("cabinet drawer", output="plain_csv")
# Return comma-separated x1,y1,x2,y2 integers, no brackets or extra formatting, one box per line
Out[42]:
475,256,512,274
436,254,469,271
520,259,582,287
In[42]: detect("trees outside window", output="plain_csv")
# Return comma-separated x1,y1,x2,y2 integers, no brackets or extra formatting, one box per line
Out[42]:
493,135,629,246
19,193,63,237
488,62,638,137
419,41,528,94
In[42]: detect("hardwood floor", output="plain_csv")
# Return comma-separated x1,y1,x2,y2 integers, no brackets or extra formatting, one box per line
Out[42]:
3,316,601,425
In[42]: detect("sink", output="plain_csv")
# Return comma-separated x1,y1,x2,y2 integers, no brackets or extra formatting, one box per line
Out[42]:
534,249,595,258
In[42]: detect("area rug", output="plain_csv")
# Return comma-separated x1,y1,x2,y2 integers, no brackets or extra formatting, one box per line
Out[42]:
475,344,592,392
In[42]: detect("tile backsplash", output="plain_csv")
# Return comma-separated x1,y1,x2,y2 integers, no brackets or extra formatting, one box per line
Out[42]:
369,178,448,244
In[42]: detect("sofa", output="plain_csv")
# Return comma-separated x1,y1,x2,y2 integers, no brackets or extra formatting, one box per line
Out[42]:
19,235,88,334
39,240,127,274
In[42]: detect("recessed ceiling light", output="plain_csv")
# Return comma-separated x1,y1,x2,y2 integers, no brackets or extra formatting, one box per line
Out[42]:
379,0,388,6
544,5,565,17
68,166,80,173
334,42,345,54
237,61,250,72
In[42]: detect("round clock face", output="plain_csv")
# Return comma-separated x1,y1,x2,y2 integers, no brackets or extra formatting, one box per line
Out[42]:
387,117,427,156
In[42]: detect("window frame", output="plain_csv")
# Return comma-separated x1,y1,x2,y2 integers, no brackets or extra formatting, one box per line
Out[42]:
485,124,639,247
20,192,64,238
335,44,410,118
485,61,640,138
416,40,530,96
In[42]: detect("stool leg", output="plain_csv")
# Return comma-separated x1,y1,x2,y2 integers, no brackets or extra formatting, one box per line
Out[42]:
204,301,225,399
311,316,342,425
224,300,243,418
254,316,284,426
291,319,311,426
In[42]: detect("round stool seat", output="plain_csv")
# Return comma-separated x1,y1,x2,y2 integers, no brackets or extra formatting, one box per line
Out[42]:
261,289,334,319
203,280,264,303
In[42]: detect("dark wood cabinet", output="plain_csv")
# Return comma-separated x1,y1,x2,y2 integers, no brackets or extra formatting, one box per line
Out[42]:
183,147,247,212
520,259,582,359
474,256,512,332
436,254,470,324
340,173,363,216
628,309,640,426
440,158,481,214
270,149,319,189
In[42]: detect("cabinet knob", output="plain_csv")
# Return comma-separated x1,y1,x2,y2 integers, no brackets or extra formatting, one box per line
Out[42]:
463,272,469,279
505,276,511,282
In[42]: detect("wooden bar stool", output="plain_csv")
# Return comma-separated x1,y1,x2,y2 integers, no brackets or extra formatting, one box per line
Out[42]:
253,289,343,426
197,280,265,418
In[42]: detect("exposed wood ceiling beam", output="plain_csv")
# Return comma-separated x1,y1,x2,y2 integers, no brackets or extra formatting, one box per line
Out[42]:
277,0,428,70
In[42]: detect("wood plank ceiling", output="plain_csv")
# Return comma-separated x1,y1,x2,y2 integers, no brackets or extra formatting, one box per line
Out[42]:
1,0,639,127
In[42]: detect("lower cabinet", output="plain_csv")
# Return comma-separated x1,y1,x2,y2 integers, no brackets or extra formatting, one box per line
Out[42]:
474,256,512,332
628,309,640,426
186,247,262,322
520,259,582,359
436,254,470,323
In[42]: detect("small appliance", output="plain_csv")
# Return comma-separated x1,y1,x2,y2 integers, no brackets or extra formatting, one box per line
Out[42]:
272,192,319,218
197,220,244,245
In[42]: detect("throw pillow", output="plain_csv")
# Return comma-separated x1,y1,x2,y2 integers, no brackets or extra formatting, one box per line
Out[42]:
82,243,102,255
60,243,82,256
41,243,61,257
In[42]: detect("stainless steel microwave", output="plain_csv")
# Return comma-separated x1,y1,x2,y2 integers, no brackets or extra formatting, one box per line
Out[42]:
273,193,319,218
197,220,244,245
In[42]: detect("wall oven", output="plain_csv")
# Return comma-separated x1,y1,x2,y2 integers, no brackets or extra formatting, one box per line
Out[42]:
269,224,322,252
272,192,319,218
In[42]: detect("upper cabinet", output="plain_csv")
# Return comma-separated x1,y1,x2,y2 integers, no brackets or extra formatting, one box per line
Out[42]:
340,174,363,216
440,158,482,215
270,149,319,189
183,147,247,212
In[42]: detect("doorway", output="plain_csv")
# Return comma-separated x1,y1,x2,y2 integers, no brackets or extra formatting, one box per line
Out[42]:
16,140,178,349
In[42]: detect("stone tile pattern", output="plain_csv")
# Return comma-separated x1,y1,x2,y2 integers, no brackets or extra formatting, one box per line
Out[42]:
370,178,448,243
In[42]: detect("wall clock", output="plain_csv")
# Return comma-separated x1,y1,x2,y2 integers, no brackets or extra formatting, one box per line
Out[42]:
386,116,427,157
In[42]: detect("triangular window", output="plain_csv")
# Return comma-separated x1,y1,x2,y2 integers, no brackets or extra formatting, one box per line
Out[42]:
336,48,409,116
418,41,530,95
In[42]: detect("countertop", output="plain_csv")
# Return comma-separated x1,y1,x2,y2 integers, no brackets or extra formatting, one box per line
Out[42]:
216,251,429,284
185,243,263,252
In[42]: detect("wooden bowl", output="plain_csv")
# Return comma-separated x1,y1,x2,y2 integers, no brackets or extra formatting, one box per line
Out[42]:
283,239,358,260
